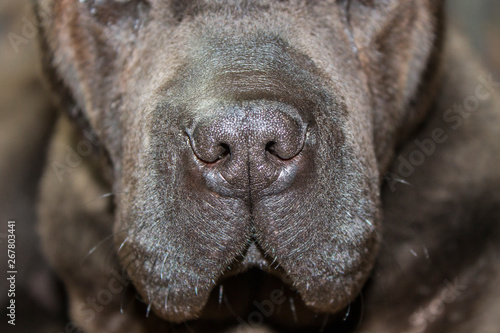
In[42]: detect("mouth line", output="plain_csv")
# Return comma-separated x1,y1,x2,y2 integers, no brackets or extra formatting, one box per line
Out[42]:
221,237,288,281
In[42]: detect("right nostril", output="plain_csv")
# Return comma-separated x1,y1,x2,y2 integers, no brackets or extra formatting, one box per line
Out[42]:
217,143,231,161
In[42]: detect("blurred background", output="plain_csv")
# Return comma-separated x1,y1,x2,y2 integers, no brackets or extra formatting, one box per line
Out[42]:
450,0,500,75
0,0,499,332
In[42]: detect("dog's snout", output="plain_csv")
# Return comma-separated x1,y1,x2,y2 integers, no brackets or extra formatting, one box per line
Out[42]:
190,110,304,163
187,101,308,196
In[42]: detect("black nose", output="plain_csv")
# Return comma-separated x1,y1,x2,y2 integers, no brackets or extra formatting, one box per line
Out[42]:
187,101,308,196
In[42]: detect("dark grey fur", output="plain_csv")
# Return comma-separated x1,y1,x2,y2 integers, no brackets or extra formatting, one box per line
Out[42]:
35,0,500,332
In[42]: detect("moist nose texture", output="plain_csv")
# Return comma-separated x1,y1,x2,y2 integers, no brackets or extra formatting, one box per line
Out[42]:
187,100,308,196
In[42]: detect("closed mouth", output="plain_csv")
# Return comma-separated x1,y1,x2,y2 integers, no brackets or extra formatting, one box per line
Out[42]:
222,236,288,281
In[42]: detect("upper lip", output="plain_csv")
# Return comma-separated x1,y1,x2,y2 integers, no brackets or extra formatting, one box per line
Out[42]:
221,237,287,279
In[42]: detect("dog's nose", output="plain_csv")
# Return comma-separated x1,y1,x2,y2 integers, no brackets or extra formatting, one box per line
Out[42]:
187,101,308,196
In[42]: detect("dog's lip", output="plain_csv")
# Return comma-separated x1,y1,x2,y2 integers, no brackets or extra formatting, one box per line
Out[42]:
224,241,279,274
143,241,290,322
124,215,378,322
216,238,373,314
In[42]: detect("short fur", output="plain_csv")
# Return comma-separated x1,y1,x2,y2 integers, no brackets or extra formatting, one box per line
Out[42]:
35,0,500,332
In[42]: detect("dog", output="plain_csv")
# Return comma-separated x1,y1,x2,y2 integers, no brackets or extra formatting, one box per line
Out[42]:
35,0,500,332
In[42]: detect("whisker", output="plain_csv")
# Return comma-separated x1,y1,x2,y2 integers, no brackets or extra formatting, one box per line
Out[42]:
85,191,128,204
289,296,298,323
395,178,412,186
97,192,115,199
385,174,412,187
83,228,132,262
343,303,351,321
160,254,169,282
423,245,430,260
83,236,114,261
118,236,130,254
218,285,224,308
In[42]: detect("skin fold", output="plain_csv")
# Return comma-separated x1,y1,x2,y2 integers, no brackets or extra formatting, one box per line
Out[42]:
35,1,500,332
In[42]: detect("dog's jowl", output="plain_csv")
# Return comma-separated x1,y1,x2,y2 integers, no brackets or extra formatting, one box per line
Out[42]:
35,1,500,332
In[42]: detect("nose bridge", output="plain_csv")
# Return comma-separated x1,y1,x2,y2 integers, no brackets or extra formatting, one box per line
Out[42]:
186,33,319,116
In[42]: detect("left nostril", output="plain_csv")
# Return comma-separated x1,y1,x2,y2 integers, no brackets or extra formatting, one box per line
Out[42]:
265,140,301,160
265,141,279,157
217,143,231,161
264,123,307,161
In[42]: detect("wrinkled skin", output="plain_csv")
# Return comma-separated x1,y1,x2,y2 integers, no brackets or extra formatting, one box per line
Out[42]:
35,0,500,332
